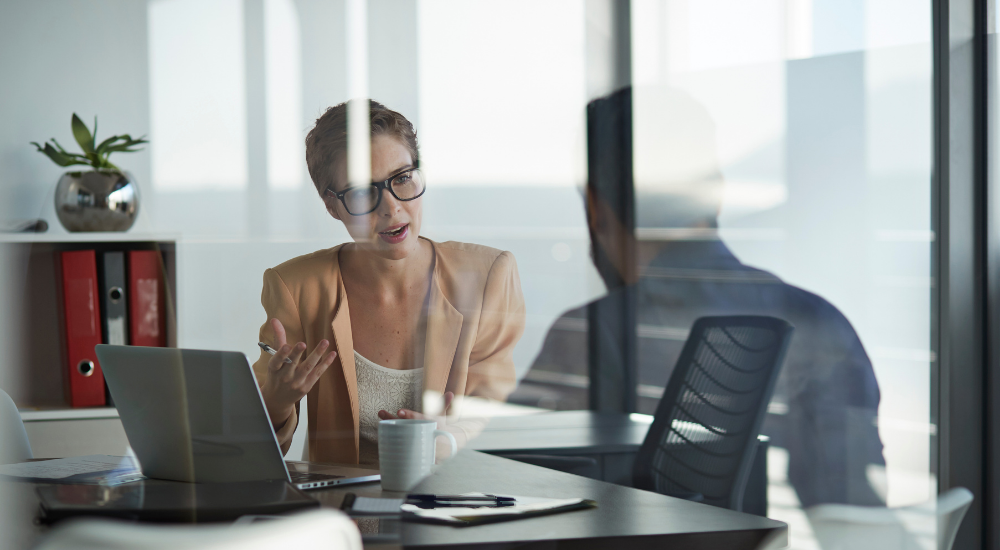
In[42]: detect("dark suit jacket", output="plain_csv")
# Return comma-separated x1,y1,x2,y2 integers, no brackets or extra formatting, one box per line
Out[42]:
530,240,885,507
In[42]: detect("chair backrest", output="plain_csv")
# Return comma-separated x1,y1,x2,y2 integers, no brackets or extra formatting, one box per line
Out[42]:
806,487,973,550
633,315,793,511
32,508,363,550
0,388,32,464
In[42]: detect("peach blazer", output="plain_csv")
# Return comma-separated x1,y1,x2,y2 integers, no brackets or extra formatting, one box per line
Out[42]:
251,238,525,464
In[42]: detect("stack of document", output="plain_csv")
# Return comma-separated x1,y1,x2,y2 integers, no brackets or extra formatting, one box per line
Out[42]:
399,493,597,526
0,455,143,486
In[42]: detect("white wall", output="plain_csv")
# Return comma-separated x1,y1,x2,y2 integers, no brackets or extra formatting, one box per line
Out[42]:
0,1,151,228
0,1,152,400
0,0,604,404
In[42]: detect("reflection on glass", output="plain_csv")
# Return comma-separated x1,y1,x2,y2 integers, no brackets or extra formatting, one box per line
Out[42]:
0,0,945,547
533,85,885,508
521,2,934,547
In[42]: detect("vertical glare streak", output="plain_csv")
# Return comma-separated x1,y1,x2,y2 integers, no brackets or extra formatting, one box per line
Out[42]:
264,0,304,189
347,0,371,187
785,0,813,60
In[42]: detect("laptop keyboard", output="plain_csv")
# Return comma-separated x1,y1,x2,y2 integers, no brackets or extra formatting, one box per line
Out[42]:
289,471,344,483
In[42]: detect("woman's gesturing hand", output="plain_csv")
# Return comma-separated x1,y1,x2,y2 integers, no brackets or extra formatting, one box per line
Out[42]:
260,318,337,430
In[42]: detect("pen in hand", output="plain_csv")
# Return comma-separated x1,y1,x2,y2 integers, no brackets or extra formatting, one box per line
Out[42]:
258,341,294,364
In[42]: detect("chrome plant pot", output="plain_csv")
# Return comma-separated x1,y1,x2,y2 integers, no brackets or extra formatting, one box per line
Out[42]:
54,171,139,232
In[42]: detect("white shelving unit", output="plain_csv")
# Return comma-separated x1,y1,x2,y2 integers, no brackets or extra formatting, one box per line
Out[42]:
19,407,120,422
2,235,178,421
0,231,181,244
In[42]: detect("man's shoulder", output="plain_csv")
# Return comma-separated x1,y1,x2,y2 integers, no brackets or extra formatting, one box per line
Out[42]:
776,280,853,326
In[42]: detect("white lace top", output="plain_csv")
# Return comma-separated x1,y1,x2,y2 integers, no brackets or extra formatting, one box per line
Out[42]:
355,351,424,466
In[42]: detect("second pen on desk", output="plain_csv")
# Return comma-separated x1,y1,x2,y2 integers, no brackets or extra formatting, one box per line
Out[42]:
407,494,516,507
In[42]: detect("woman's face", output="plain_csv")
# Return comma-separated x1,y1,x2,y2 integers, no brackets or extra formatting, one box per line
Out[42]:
324,135,423,261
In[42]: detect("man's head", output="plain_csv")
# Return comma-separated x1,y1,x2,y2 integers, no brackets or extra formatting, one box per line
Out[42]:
585,86,723,285
588,86,723,231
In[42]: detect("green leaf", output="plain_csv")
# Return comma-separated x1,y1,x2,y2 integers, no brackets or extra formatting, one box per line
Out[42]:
95,135,123,156
35,142,89,167
105,141,147,153
71,113,94,154
97,134,147,158
50,138,70,154
116,134,148,145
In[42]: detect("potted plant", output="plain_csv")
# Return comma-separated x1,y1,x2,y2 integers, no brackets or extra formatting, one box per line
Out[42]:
31,114,147,232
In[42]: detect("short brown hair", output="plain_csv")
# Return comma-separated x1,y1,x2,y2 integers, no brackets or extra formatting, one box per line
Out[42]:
305,99,420,194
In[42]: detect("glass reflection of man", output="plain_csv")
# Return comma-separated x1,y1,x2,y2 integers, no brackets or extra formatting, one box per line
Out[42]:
524,86,885,508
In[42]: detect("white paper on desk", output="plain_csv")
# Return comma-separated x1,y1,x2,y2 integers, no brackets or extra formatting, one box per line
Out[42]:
400,493,592,524
0,455,138,480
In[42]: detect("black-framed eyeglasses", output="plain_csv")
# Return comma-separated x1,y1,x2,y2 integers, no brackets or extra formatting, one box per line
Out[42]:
324,167,426,216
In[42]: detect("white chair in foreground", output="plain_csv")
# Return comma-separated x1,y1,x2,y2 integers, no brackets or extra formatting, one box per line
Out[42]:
0,387,32,464
806,487,973,550
32,508,362,550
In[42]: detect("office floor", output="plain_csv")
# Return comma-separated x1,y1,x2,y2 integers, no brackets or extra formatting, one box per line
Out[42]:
766,447,820,550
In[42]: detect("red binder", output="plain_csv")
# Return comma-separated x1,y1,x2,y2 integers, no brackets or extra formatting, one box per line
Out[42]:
59,250,106,407
128,250,167,347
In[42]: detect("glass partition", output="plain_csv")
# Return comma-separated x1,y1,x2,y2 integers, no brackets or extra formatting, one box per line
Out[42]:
520,1,936,548
0,1,944,548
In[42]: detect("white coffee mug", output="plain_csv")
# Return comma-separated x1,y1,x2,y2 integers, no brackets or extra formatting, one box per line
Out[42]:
378,419,458,492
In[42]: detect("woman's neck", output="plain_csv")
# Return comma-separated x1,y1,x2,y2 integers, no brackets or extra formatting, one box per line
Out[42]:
341,238,433,300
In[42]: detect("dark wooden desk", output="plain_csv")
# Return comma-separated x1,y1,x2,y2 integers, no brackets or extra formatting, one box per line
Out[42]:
471,411,651,456
468,410,769,515
7,451,785,550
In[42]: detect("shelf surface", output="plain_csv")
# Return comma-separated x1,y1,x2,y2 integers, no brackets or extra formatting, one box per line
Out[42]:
0,231,179,244
19,407,120,421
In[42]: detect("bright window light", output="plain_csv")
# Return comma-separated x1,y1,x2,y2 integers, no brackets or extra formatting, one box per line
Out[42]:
417,0,587,187
149,0,248,190
264,0,304,189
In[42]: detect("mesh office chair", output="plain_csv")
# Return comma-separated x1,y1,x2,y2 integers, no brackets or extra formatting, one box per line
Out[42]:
633,316,793,511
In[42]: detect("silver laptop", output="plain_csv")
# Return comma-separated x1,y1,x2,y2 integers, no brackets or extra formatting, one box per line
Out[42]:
95,345,379,490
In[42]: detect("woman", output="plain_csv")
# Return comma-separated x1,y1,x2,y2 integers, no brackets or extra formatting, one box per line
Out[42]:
252,100,525,466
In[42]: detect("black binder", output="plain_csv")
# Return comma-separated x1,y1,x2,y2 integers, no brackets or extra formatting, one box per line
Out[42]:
98,251,129,406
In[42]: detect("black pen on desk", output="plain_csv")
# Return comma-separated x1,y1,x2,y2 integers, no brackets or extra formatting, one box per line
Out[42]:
258,342,294,364
407,494,516,503
412,501,515,508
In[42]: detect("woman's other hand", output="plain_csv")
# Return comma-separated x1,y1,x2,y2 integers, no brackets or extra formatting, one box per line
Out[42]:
377,391,454,421
260,318,337,430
